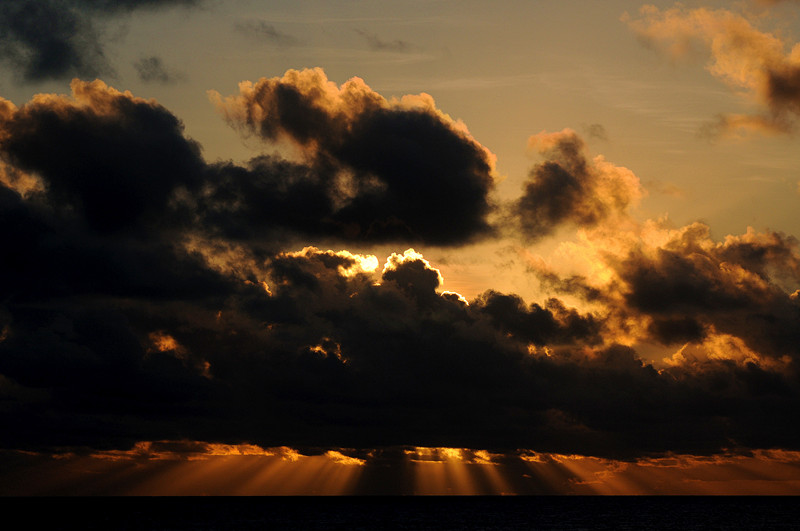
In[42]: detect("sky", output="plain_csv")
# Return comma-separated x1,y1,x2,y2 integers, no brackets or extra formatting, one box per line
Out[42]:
1,0,800,495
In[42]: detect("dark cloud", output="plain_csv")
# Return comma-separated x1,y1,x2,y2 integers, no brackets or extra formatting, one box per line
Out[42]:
533,218,800,357
617,225,800,357
0,79,203,232
234,20,300,47
514,129,641,240
766,65,800,120
476,291,603,347
209,68,497,246
133,55,185,84
354,29,413,52
1,77,799,461
0,79,234,310
647,316,706,345
0,0,199,81
2,214,799,458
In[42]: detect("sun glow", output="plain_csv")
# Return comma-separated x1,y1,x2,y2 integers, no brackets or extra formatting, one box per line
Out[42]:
5,442,800,495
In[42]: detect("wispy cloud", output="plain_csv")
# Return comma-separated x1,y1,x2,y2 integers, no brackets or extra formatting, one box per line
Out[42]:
234,20,300,47
133,55,185,85
354,29,414,52
624,4,800,136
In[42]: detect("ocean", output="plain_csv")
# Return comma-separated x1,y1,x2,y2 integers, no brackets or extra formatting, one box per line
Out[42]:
5,496,799,530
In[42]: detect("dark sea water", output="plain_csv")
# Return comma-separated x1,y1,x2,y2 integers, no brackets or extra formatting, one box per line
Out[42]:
5,496,799,530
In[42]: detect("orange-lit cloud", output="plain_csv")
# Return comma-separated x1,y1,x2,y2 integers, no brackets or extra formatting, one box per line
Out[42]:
148,331,186,357
530,201,800,359
210,67,496,173
1,71,800,473
0,161,41,196
286,246,379,278
206,67,498,245
514,128,643,240
625,4,800,134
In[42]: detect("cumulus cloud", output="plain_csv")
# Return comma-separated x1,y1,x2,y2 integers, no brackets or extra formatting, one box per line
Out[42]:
1,76,800,461
531,217,800,363
209,68,497,245
2,68,494,247
0,79,204,232
624,4,800,135
620,224,800,358
514,129,643,240
0,0,200,81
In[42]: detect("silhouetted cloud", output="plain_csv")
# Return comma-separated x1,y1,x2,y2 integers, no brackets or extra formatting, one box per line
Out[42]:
1,76,799,461
618,225,800,357
514,128,642,240
0,79,203,232
0,0,199,81
530,217,800,360
209,68,497,245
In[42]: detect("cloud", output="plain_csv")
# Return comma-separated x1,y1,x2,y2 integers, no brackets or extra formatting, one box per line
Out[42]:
531,215,800,361
1,78,800,461
0,79,204,232
133,55,185,84
583,123,609,141
514,128,643,240
624,4,800,134
0,1,108,81
354,29,414,52
619,225,800,357
234,20,300,47
476,290,603,347
0,0,200,82
208,68,498,245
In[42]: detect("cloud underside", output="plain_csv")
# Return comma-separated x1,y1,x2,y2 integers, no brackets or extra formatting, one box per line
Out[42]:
0,71,798,459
